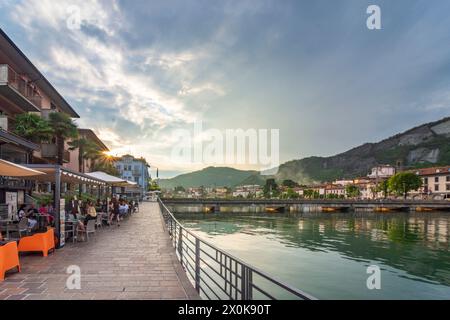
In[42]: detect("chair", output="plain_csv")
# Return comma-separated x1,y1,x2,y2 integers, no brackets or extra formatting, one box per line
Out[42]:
5,218,28,239
18,228,55,257
78,220,96,241
0,241,21,281
95,215,103,229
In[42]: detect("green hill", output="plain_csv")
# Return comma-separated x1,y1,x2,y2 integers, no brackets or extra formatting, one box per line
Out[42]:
159,167,261,189
160,116,450,188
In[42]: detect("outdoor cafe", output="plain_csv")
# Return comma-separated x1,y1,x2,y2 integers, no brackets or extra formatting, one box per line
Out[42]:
0,160,138,281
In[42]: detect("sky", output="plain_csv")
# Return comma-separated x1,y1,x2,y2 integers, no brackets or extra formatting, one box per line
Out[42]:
1,0,450,178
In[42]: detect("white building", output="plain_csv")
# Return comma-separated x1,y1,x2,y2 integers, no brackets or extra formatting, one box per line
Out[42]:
368,165,396,179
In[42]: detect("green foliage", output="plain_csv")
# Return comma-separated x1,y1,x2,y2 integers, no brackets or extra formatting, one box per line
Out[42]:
345,185,361,198
49,112,78,165
174,186,185,192
282,179,299,188
13,113,53,143
375,180,390,199
388,172,422,198
281,187,299,199
48,112,78,139
148,180,161,191
34,194,53,206
263,178,279,198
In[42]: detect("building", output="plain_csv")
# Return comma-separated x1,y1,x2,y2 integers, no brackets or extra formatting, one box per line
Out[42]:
0,28,83,213
114,154,150,197
368,165,396,179
0,29,80,167
411,166,450,199
233,185,262,198
64,128,109,173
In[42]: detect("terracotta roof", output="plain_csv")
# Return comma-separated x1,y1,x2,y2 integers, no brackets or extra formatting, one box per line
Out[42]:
411,166,450,176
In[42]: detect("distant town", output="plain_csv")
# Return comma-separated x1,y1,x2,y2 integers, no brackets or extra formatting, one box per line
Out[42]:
162,164,450,201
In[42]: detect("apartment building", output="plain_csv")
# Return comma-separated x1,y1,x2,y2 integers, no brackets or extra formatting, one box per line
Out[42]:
114,154,150,197
413,166,450,198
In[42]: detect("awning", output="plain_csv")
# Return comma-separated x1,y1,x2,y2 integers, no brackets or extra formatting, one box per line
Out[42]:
24,165,106,185
85,171,136,186
0,159,45,177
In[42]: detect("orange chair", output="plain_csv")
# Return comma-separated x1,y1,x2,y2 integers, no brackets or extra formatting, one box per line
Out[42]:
18,228,55,257
0,241,21,281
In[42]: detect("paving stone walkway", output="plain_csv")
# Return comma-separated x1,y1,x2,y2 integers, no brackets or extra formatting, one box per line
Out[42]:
0,202,199,300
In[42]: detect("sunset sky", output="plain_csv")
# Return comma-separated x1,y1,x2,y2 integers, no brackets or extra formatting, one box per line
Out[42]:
1,0,450,178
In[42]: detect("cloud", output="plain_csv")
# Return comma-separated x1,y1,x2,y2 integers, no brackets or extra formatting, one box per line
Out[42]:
2,0,450,177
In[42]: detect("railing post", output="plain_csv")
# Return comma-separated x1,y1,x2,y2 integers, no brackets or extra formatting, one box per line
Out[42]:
178,225,183,266
195,238,201,292
241,266,253,300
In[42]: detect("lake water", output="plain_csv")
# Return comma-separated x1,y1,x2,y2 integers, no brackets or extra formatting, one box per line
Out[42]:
175,211,450,300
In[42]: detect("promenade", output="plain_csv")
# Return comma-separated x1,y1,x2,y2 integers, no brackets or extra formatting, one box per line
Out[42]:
0,202,199,300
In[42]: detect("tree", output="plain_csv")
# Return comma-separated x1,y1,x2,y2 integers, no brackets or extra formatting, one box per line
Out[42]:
148,180,161,191
174,186,185,192
68,138,99,173
345,185,361,199
285,187,299,199
303,189,314,199
388,172,422,199
263,179,279,198
375,180,390,199
48,112,78,165
14,113,53,143
282,179,299,188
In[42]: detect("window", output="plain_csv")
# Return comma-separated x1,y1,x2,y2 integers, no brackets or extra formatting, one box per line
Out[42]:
435,177,439,183
435,185,439,191
447,184,450,191
423,178,428,185
447,176,450,182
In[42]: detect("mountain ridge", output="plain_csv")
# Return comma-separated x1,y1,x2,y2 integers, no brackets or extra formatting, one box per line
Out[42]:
159,116,450,189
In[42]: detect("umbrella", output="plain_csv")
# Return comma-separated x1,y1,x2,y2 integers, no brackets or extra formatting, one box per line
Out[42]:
0,159,45,177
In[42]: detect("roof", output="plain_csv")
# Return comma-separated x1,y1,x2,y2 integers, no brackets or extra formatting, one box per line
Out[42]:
0,128,40,150
0,29,79,118
0,159,45,177
412,166,450,176
113,154,150,166
24,164,106,185
85,171,137,186
78,129,109,151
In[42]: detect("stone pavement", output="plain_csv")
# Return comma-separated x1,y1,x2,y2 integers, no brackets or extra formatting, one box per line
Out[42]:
0,202,199,300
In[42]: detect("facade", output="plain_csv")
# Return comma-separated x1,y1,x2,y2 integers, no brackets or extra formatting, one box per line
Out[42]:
368,165,396,179
412,166,450,199
114,154,150,197
64,128,110,173
233,185,262,198
0,29,80,167
0,29,80,214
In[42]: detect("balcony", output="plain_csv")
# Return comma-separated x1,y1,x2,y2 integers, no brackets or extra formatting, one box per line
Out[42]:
0,64,41,112
41,143,70,163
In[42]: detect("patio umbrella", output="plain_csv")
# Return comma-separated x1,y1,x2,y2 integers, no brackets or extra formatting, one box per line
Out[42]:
0,159,45,177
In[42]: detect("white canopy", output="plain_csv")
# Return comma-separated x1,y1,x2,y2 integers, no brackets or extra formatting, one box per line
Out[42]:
0,159,45,177
86,171,137,186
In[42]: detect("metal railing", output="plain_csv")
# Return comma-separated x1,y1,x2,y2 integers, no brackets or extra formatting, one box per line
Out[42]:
158,198,316,300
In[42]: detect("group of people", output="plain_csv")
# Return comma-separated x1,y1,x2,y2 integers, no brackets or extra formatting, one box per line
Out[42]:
12,197,139,238
67,197,138,233
17,203,54,231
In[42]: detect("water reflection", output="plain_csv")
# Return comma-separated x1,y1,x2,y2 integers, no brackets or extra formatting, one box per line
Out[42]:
177,211,450,298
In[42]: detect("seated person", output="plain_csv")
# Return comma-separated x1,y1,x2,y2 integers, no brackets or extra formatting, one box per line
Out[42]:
26,205,39,231
84,201,97,225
